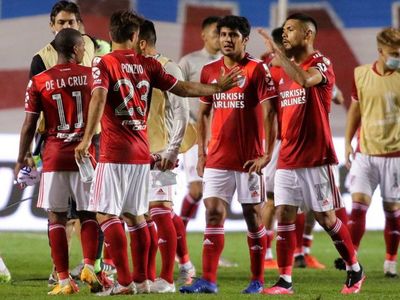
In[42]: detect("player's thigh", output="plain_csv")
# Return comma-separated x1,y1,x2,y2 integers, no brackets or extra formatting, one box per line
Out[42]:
121,164,150,216
274,169,303,208
379,156,400,202
148,170,175,202
203,168,236,204
235,171,264,204
296,165,341,212
37,172,71,212
348,153,379,197
68,172,91,212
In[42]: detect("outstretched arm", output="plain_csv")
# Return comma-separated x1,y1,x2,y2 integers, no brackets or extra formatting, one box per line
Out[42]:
258,29,323,88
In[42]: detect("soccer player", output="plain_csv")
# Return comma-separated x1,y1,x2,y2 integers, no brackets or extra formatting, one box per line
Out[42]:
15,28,103,295
137,19,195,292
180,15,277,294
28,0,108,286
178,16,221,227
258,13,365,294
74,10,241,296
344,27,400,277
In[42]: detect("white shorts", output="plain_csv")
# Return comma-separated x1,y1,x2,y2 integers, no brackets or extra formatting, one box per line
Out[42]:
274,165,342,212
349,153,400,202
37,171,91,212
183,144,202,183
88,163,150,216
264,140,281,193
148,170,175,202
202,168,264,204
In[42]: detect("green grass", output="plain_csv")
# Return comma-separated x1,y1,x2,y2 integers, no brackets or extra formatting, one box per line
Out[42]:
0,231,399,299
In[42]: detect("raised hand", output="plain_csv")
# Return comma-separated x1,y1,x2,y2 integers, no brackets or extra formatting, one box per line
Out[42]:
216,66,242,92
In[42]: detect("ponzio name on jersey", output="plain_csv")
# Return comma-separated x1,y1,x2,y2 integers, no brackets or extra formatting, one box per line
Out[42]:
121,63,144,74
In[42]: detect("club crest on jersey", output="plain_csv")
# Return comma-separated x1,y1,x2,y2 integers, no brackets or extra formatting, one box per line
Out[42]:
237,75,246,88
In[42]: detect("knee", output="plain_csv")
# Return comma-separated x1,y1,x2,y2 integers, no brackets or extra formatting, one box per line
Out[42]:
206,206,225,225
48,211,67,225
189,181,203,200
275,205,297,223
315,212,337,230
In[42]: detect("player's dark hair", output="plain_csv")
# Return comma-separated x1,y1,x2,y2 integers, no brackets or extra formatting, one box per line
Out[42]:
50,1,81,24
139,20,157,46
202,16,221,30
54,28,82,59
285,13,318,33
271,27,284,45
217,15,251,38
110,10,144,43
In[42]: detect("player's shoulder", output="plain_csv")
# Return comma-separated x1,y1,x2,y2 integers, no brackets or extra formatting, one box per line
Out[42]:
202,56,222,71
181,49,204,60
310,51,332,65
354,64,372,73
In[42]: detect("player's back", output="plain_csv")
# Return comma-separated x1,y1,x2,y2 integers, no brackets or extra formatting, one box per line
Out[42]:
92,49,177,164
27,63,93,171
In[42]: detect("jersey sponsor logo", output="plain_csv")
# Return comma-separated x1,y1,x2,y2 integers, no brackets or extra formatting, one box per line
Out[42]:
56,132,83,142
92,67,100,79
121,119,147,130
212,92,245,109
280,88,306,107
121,63,144,74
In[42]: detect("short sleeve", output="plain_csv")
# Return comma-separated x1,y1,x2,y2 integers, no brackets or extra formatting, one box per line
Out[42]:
253,62,278,103
91,56,110,92
24,79,41,114
200,66,212,104
149,58,178,91
309,55,334,86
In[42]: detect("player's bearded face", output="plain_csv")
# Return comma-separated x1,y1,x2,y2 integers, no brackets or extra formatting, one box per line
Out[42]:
282,20,307,52
219,27,246,57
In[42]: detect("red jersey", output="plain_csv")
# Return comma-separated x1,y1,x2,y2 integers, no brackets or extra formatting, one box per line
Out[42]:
25,63,93,172
272,51,338,169
92,50,178,164
200,54,277,171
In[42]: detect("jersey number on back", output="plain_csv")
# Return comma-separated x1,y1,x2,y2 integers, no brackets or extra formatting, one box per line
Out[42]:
114,79,150,117
52,91,84,131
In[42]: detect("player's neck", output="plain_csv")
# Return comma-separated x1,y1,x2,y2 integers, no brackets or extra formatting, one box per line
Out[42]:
375,59,395,76
143,47,158,57
57,56,76,65
112,41,135,52
204,44,218,56
292,45,314,64
223,52,246,68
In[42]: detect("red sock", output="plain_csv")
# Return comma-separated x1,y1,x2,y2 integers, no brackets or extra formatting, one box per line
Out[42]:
103,244,114,266
147,220,158,281
128,222,150,283
335,207,349,226
247,225,267,283
276,223,296,276
150,206,176,283
100,218,131,286
80,219,99,265
49,222,69,280
327,218,357,265
348,202,368,250
172,212,190,264
180,194,200,227
295,213,305,256
302,234,313,254
202,225,224,283
384,210,400,261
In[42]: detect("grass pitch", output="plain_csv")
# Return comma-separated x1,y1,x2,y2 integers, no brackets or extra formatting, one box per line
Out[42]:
0,230,399,299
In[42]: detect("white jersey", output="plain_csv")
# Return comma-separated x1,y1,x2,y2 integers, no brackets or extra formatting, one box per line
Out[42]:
179,48,221,123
